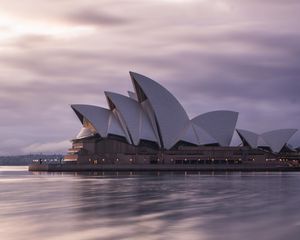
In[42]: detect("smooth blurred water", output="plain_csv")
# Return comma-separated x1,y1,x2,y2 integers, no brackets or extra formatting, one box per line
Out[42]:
1,166,300,240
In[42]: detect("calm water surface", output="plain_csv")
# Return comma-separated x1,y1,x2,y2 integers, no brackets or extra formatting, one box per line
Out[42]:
1,166,300,240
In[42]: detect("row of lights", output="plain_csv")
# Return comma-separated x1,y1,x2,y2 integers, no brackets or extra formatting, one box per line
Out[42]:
171,158,243,162
265,158,289,162
90,158,142,163
90,158,245,163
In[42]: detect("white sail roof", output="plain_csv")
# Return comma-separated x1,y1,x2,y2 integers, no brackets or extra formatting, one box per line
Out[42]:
105,92,157,145
237,128,298,153
193,123,218,145
179,122,199,145
130,71,191,149
236,129,259,148
257,136,268,147
192,110,239,146
71,104,110,137
108,111,128,139
76,127,94,139
71,104,126,139
127,91,138,101
261,129,297,153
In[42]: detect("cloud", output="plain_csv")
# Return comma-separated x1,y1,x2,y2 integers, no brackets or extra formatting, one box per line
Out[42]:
22,140,71,154
67,9,130,26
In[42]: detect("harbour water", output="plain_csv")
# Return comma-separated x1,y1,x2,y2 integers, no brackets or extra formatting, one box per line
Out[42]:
1,166,300,240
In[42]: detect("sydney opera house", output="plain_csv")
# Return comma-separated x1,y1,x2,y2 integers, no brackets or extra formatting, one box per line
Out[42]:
64,72,298,167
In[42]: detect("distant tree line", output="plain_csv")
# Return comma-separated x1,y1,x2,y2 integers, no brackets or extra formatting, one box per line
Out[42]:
0,154,63,166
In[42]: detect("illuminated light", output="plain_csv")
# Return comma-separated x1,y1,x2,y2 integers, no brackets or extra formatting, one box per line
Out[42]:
184,158,187,161
129,159,132,162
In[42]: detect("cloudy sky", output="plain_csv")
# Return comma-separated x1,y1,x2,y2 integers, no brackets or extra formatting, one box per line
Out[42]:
1,0,300,155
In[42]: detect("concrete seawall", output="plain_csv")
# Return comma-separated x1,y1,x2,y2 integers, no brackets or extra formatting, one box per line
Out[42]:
28,164,300,172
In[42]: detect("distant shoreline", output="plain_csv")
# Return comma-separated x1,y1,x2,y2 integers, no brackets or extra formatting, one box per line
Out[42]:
0,154,63,166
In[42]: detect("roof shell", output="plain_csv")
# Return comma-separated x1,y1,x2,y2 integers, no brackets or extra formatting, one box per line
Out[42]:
261,129,298,153
130,71,190,149
109,110,130,141
236,129,259,148
76,127,94,139
71,104,110,137
127,91,138,101
192,110,238,146
178,122,199,146
71,104,126,139
236,128,298,152
105,92,157,145
177,122,219,146
192,123,218,145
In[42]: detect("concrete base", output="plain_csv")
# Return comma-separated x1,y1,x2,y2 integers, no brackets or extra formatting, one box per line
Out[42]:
28,164,300,172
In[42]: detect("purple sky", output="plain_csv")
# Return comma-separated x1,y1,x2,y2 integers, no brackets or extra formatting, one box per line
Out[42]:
1,0,299,155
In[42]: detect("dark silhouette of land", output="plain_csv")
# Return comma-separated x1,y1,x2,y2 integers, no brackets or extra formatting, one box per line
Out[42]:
0,154,63,166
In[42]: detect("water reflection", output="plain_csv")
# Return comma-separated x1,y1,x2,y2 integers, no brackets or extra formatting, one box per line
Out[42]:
1,167,300,240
